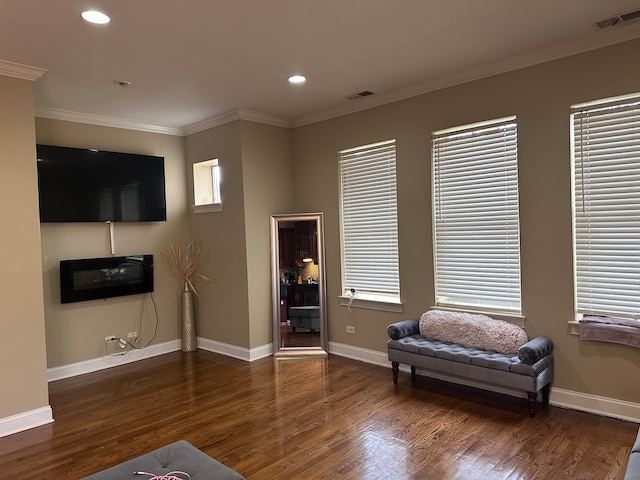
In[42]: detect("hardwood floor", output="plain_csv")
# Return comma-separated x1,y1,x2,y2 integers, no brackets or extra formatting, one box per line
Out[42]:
1,350,637,479
281,323,322,348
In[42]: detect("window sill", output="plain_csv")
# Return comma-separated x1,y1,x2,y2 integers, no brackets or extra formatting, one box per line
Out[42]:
339,295,403,313
193,203,222,214
430,305,526,328
568,320,579,335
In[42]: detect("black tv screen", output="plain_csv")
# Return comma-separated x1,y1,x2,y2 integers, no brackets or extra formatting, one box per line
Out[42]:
36,144,167,222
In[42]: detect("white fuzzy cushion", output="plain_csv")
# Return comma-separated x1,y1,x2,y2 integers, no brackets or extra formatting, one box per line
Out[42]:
419,310,528,354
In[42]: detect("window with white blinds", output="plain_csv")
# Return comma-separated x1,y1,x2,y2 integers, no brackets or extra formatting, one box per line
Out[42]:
338,140,400,302
432,117,522,313
572,93,640,319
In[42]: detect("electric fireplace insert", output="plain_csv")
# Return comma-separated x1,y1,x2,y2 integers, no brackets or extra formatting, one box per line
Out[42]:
60,254,154,303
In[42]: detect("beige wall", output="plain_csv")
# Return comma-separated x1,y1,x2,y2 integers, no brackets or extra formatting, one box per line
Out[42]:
0,76,49,419
4,36,640,430
185,120,293,350
291,38,640,402
35,118,189,367
186,121,250,347
240,121,293,349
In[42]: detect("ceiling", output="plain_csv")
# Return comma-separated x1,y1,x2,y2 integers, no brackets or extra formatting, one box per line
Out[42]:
1,1,640,135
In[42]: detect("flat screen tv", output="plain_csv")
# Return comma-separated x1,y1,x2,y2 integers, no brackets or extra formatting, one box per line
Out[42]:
36,144,167,222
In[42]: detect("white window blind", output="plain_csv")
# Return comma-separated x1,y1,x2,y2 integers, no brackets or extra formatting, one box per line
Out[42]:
432,117,521,312
339,140,400,301
572,94,640,319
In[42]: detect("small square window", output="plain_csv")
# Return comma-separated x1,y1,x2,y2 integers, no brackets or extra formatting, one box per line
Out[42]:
193,159,222,213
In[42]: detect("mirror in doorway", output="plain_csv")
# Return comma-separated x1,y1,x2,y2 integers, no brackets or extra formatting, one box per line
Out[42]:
270,213,327,356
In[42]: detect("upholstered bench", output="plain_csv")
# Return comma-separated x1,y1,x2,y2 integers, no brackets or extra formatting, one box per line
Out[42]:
625,427,640,479
387,311,554,417
289,305,320,333
81,440,245,480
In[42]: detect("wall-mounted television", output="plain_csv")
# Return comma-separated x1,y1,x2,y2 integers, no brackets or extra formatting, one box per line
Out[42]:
36,144,167,223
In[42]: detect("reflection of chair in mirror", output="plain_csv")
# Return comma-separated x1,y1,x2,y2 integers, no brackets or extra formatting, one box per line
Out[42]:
289,306,320,333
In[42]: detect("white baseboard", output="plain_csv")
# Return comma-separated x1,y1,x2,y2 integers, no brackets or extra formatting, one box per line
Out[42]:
550,387,640,423
0,406,53,438
328,341,390,367
47,339,180,382
328,341,640,423
47,338,273,383
197,337,273,362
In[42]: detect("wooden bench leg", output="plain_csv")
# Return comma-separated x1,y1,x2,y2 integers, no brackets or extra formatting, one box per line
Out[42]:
392,361,399,384
527,391,537,418
542,384,550,408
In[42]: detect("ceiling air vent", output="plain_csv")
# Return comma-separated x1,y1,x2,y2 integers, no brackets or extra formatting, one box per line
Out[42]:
621,9,640,22
344,90,376,101
594,8,640,29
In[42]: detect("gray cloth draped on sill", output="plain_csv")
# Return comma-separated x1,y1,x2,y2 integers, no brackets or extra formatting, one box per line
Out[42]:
578,315,640,348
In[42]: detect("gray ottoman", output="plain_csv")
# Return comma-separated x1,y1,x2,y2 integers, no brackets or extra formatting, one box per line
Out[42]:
289,305,320,333
81,440,244,480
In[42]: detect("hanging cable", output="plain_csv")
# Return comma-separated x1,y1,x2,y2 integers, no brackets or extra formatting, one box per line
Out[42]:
347,288,356,313
112,292,160,352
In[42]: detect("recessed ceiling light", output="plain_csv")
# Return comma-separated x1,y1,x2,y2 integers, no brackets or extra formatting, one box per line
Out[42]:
81,10,111,25
288,75,306,84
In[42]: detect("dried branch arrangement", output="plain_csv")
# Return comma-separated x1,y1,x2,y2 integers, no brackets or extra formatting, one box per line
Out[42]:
161,241,213,298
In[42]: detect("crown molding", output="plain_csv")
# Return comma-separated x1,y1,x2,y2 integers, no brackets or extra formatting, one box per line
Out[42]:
33,106,291,137
34,106,184,136
0,59,47,81
182,108,291,136
237,108,292,128
182,109,240,135
291,25,640,128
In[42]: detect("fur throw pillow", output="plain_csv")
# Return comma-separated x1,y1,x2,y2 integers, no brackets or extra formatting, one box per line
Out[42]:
419,310,528,354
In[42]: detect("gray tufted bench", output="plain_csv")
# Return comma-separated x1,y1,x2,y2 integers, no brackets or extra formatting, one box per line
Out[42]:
81,440,245,480
624,427,640,479
387,319,554,417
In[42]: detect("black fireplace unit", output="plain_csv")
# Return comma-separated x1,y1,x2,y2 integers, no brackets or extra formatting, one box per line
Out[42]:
60,254,154,304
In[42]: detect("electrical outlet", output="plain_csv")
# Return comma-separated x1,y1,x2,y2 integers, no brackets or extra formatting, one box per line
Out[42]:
105,335,116,342
346,326,355,334
127,331,137,338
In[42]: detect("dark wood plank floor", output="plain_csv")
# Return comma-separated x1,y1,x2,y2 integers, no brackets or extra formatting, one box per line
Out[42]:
281,323,322,347
0,350,637,479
